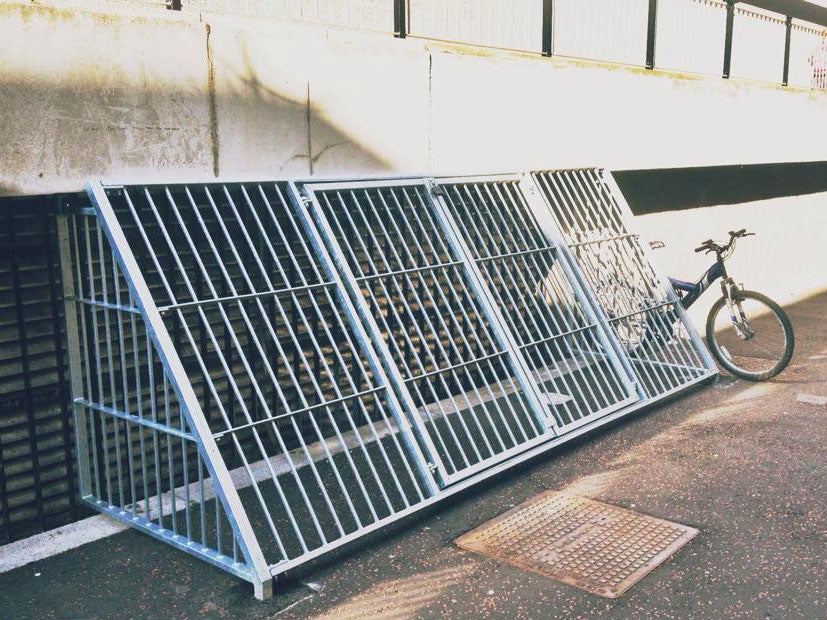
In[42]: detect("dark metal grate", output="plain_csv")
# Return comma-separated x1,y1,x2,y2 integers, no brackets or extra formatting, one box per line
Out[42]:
0,199,84,544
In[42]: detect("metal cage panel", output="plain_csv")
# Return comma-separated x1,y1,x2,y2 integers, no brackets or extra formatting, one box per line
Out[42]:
433,176,639,432
72,181,443,597
304,180,553,485
60,170,717,599
532,169,716,399
60,209,262,588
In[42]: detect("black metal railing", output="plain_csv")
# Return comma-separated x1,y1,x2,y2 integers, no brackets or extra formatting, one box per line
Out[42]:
165,0,827,90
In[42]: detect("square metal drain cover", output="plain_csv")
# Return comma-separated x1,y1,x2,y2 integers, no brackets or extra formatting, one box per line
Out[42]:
455,491,698,598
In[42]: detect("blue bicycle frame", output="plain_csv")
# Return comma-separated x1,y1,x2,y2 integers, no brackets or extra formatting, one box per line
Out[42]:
669,260,727,309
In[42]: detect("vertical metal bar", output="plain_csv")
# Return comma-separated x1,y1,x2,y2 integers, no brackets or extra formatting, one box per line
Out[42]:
393,0,407,38
541,0,554,57
130,289,149,519
148,334,163,527
112,258,135,510
85,181,273,600
646,0,658,69
723,0,735,79
783,16,792,86
86,222,113,504
97,225,124,505
53,207,85,508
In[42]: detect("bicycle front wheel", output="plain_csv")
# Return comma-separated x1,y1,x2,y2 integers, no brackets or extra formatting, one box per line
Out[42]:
705,290,794,381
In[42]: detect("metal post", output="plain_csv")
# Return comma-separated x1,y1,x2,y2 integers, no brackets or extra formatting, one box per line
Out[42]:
723,0,735,79
394,0,407,38
646,0,658,69
56,206,93,499
542,0,554,57
47,198,78,519
783,16,792,86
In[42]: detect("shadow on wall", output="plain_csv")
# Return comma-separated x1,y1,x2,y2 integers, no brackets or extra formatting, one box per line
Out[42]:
209,33,392,181
616,162,827,215
0,2,392,197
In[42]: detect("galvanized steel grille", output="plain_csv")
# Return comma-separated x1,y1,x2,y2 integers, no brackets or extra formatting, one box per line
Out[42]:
62,170,715,598
533,169,714,398
67,210,253,580
306,181,549,484
434,178,637,430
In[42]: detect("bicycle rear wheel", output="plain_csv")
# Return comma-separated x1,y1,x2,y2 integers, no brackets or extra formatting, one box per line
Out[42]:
705,290,794,381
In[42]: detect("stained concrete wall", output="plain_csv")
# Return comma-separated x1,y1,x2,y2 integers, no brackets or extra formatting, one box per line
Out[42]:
2,1,827,196
1,1,826,306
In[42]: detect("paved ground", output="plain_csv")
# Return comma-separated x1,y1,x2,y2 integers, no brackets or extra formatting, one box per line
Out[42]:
1,292,825,619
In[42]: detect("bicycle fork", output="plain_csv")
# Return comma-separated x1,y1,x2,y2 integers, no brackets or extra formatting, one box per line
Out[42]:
722,278,754,340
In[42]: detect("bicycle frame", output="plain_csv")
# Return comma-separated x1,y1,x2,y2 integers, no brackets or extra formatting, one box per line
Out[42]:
669,257,755,340
668,259,727,309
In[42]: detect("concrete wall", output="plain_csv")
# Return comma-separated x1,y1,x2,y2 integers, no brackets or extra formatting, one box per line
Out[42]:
2,1,827,196
635,191,827,327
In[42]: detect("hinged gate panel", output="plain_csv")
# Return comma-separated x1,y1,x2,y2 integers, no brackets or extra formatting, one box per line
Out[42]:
303,180,554,485
431,176,640,431
532,169,717,396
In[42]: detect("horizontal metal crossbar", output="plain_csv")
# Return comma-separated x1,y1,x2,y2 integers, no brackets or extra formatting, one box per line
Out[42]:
74,296,142,315
74,398,197,442
211,385,388,439
354,260,467,282
156,281,337,315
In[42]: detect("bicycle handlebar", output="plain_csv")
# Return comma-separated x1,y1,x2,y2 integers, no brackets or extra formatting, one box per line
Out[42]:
694,229,754,254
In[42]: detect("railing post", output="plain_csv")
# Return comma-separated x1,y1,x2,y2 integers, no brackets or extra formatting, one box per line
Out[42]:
723,0,735,78
394,0,407,38
782,16,792,86
646,0,658,69
542,0,554,57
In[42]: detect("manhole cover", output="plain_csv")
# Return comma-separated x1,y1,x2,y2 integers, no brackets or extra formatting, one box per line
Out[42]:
455,491,698,598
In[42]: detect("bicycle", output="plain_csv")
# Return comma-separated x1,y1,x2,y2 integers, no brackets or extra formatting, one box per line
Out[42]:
651,229,795,381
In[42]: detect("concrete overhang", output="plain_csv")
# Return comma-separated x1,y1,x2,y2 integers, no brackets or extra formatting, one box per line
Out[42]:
745,0,827,26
